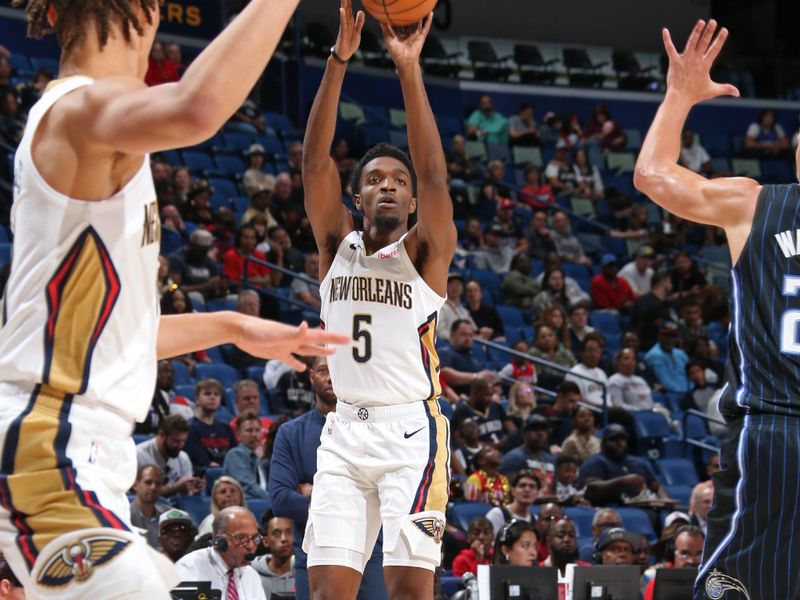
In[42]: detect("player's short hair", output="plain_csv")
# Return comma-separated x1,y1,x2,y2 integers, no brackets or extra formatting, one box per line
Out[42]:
159,414,190,435
349,143,418,197
16,0,158,51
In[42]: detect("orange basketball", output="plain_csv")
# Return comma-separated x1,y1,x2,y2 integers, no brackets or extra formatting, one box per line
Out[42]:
360,0,437,26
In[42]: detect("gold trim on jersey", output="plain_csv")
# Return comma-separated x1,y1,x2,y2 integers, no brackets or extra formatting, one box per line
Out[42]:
421,398,450,513
417,312,442,401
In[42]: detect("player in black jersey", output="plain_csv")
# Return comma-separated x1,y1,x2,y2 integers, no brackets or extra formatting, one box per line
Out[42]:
636,20,800,600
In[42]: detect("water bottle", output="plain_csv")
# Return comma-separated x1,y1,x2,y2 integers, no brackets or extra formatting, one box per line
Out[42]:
462,571,480,600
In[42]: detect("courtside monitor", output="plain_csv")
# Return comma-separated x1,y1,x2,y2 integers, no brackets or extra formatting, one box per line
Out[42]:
477,565,559,600
653,567,697,600
568,565,641,600
170,581,222,600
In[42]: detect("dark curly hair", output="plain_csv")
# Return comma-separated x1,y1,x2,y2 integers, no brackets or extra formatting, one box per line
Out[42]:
349,143,417,197
15,0,157,51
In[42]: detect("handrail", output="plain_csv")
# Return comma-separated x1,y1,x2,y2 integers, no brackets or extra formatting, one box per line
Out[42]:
681,408,724,453
474,337,609,426
242,255,320,315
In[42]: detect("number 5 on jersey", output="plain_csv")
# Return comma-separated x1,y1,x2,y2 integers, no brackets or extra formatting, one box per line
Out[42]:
782,275,800,354
352,314,372,363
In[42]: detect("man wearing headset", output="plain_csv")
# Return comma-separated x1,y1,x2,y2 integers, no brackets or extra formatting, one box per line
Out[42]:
642,525,705,600
176,506,266,599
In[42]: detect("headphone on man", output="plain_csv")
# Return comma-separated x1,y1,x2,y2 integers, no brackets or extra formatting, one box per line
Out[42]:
664,524,703,560
212,537,228,553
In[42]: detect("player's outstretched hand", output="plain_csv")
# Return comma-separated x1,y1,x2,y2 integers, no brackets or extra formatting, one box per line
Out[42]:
663,19,740,104
334,0,365,62
381,13,433,67
233,318,349,371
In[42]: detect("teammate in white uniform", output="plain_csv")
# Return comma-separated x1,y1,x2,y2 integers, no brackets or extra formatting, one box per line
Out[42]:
302,3,457,599
0,2,347,598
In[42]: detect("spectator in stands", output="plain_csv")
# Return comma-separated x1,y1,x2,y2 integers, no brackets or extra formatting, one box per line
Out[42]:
561,405,601,464
473,224,514,273
440,320,497,397
159,287,212,370
223,225,273,291
532,381,578,446
670,252,706,300
231,379,270,441
541,517,588,575
618,245,655,298
551,211,592,265
645,322,691,393
685,360,718,412
290,251,321,313
18,66,53,113
466,94,509,145
184,181,215,227
745,108,790,158
553,454,584,505
492,197,522,242
689,481,713,536
643,526,704,599
465,446,511,506
169,229,225,301
0,552,22,599
533,268,572,317
528,325,577,387
679,304,714,358
447,134,483,183
157,255,178,299
437,272,476,339
579,424,662,506
632,272,674,350
130,464,170,550
458,217,484,252
679,129,713,176
197,476,247,537
228,292,270,369
452,516,495,577
591,508,623,541
0,89,23,146
596,527,638,566
158,508,196,563
567,300,595,353
566,336,608,408
160,205,188,249
506,380,537,427
272,356,315,414
508,102,541,147
452,417,485,476
172,166,192,205
464,279,504,340
542,304,571,351
572,147,605,200
480,160,513,210
520,164,555,210
243,144,277,198
499,415,556,490
585,104,627,151
185,379,238,469
453,376,515,444
561,113,585,148
536,253,591,305
591,254,635,314
243,183,279,231
486,469,540,536
176,507,266,598
224,411,269,498
138,359,181,434
609,202,651,241
266,225,306,276
493,520,539,567
165,42,185,75
136,414,203,497
608,348,655,411
330,138,357,189
526,210,556,260
234,97,268,135
545,143,579,196
286,141,303,173
144,41,179,86
252,512,295,599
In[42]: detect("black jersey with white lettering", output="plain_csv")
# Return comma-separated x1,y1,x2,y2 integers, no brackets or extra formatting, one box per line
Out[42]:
719,184,800,418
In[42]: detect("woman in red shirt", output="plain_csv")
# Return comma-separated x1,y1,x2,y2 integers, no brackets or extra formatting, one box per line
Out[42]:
520,164,555,210
222,225,272,291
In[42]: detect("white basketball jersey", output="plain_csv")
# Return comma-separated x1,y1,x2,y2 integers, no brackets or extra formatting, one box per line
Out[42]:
319,231,445,406
0,76,160,423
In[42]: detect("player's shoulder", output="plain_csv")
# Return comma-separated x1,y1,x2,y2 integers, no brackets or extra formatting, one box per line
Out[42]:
56,75,145,116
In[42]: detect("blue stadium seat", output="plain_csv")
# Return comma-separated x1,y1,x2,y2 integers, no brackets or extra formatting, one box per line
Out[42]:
760,160,794,184
177,495,211,526
30,56,59,75
655,458,699,487
208,178,238,199
589,311,622,336
214,155,246,177
264,111,296,133
617,507,656,543
9,54,31,75
246,366,265,385
175,384,196,401
248,498,272,523
171,360,193,385
0,243,11,267
439,577,463,599
160,227,183,256
205,467,224,494
206,297,238,312
182,151,214,173
469,269,503,302
684,413,710,440
563,506,596,538
699,132,730,157
195,363,239,388
210,196,231,213
216,407,234,423
258,137,287,159
450,502,492,532
666,484,693,508
632,410,672,461
562,263,591,281
160,149,183,166
495,304,525,329
437,115,464,137
223,132,254,153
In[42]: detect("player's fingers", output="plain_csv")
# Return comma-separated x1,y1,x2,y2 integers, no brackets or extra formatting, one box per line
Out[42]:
704,26,729,62
355,10,366,33
380,22,392,40
683,19,705,54
714,81,740,98
284,354,307,371
294,344,339,356
697,18,717,53
306,329,349,346
420,12,433,37
662,28,680,62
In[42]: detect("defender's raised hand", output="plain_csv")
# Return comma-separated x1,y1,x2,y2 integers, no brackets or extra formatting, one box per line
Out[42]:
334,0,365,62
380,13,433,67
663,19,740,105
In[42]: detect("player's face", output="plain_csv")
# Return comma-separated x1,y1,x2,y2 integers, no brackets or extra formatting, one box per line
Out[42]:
505,530,538,566
356,156,416,231
236,385,260,413
215,483,243,509
266,517,294,559
602,541,634,565
674,533,704,568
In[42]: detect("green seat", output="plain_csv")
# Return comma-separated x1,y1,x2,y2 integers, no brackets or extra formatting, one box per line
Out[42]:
512,146,543,167
731,158,761,178
465,140,487,160
339,101,365,125
606,152,636,174
389,108,407,127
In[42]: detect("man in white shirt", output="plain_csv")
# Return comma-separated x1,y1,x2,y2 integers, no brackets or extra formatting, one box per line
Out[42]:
436,272,476,339
176,506,267,600
678,129,712,175
565,338,608,408
618,245,655,297
607,348,654,411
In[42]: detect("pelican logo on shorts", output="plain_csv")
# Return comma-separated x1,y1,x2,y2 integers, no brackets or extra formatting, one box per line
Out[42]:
358,408,369,420
413,517,446,544
704,569,750,600
37,535,130,587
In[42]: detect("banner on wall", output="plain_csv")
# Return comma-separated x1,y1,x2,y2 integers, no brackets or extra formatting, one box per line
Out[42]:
157,0,227,39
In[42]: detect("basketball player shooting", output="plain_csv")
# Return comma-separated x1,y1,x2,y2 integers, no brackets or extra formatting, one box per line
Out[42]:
0,1,349,599
636,20,800,600
302,1,456,598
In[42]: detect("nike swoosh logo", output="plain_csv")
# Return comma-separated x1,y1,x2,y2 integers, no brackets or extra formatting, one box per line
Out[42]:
404,427,425,439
